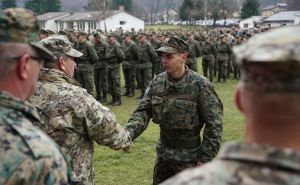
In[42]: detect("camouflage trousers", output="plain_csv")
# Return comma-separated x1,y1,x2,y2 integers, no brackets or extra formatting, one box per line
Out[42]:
153,157,197,185
75,64,97,97
153,61,163,76
217,60,228,82
94,67,108,99
202,59,214,82
187,62,198,72
122,67,136,89
107,65,121,97
138,67,152,93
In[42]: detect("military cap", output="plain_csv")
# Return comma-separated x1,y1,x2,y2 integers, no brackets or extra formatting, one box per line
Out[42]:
139,32,148,37
40,28,49,34
78,31,87,36
106,33,116,37
58,30,67,35
122,32,131,37
46,29,55,35
41,35,83,58
93,32,101,38
156,36,189,54
0,8,55,62
234,26,300,91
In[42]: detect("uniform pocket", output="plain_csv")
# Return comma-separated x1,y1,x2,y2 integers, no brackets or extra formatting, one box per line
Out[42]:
151,96,163,124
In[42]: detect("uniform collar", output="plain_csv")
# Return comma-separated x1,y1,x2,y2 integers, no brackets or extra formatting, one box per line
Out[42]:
0,91,41,122
218,142,300,172
39,68,80,87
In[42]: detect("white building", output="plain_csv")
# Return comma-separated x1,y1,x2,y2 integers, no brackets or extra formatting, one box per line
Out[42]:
239,16,263,29
294,14,300,25
37,12,71,32
37,10,144,33
262,11,300,28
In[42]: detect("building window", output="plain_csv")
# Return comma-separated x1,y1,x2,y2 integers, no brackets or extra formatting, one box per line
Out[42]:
59,22,64,30
243,23,249,28
78,21,85,31
67,22,74,29
38,21,46,28
120,21,126,25
88,21,97,30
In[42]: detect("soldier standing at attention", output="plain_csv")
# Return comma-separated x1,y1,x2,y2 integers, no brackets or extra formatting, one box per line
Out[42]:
217,35,231,83
187,33,202,72
122,33,139,97
0,8,71,185
74,31,98,97
105,34,125,106
162,26,300,185
30,35,132,185
202,36,217,82
125,36,223,185
94,32,108,103
150,32,163,76
136,33,157,99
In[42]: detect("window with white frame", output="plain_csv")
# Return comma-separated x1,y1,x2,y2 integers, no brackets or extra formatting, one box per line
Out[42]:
59,22,64,30
88,21,97,30
78,21,85,31
38,21,46,28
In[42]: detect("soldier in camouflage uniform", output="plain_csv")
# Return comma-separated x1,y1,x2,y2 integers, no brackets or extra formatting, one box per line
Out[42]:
105,34,125,106
122,33,138,97
187,34,202,72
201,36,217,82
150,32,163,76
0,8,71,185
94,32,108,102
217,35,231,82
232,36,242,79
125,36,223,185
136,33,157,99
162,26,300,185
74,31,98,97
30,35,132,185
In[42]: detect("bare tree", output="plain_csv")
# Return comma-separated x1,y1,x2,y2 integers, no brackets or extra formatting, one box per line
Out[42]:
165,0,175,24
149,0,160,25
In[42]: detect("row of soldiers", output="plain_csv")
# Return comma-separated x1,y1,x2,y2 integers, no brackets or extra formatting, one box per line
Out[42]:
38,27,258,106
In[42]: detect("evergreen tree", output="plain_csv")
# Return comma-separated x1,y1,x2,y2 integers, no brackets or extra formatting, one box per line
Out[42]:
179,0,193,21
240,0,260,19
25,0,61,15
1,0,16,9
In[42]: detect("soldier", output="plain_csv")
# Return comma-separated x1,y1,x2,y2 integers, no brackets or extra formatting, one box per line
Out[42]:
136,32,157,99
74,31,98,97
94,32,108,103
122,33,138,97
150,32,163,76
232,36,242,79
186,34,202,72
125,36,223,185
30,35,132,185
0,8,71,184
105,33,125,106
162,26,300,185
201,36,217,82
39,28,48,40
217,35,231,82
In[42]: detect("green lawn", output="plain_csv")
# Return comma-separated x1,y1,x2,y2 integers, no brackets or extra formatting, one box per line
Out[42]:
94,60,245,185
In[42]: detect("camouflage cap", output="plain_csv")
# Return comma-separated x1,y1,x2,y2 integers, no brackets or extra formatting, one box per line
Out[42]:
0,8,55,62
41,35,83,58
58,30,67,35
106,33,116,37
93,32,101,38
78,31,87,36
156,36,189,54
40,28,49,34
234,26,300,91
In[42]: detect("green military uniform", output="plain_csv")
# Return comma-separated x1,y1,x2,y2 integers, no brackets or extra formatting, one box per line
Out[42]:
232,38,242,79
161,26,300,185
106,36,125,105
150,36,163,76
122,36,138,97
217,38,231,82
202,38,217,82
0,8,72,185
74,36,98,97
126,37,223,185
187,38,201,72
137,38,157,98
94,34,109,102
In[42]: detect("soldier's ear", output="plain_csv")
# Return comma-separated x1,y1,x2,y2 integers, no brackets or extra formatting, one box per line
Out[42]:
181,52,188,61
17,54,31,80
58,57,66,71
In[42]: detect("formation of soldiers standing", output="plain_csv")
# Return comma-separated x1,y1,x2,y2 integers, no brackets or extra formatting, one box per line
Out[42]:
38,26,265,106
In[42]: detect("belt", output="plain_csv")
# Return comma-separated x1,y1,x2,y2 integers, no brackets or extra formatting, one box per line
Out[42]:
160,134,200,149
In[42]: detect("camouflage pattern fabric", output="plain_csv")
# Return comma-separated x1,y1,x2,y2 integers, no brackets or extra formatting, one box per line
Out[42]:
122,39,138,90
74,40,98,97
0,91,71,185
202,41,217,82
150,38,163,76
125,68,223,184
161,142,300,185
217,41,231,82
30,68,132,185
187,39,201,72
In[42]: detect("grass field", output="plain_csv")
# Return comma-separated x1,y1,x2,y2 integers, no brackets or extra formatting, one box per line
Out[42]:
94,60,245,185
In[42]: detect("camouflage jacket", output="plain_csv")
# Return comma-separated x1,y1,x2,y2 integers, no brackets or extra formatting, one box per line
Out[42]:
202,41,217,61
74,40,98,65
122,40,138,68
161,142,300,185
187,39,202,64
94,40,108,69
217,41,231,61
125,68,223,162
30,68,132,185
105,41,125,67
0,91,71,185
138,41,157,69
